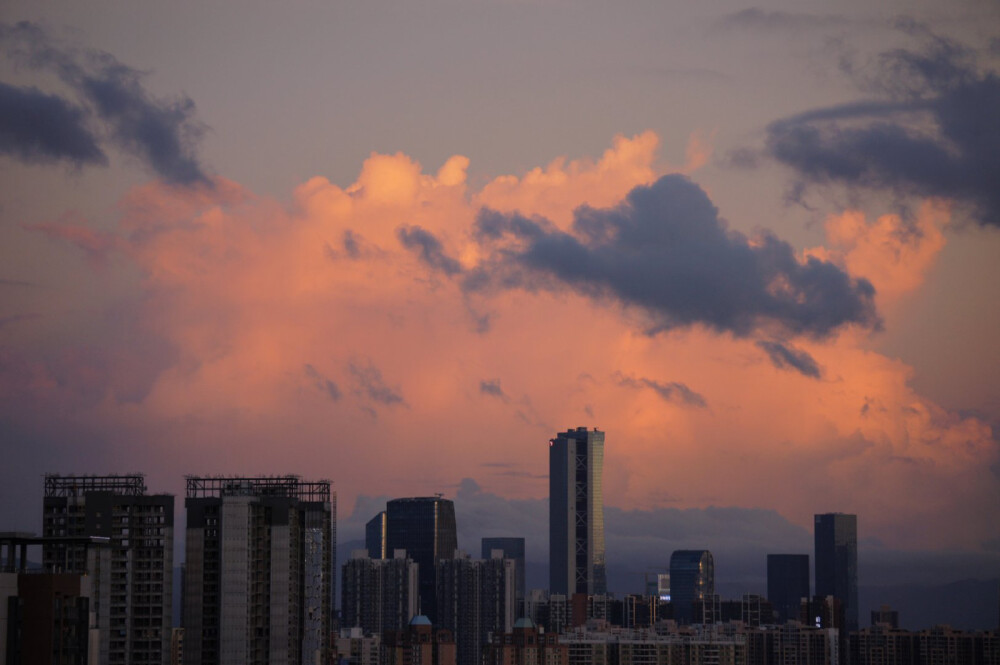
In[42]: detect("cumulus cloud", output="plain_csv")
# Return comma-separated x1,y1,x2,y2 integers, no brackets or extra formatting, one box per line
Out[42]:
767,25,1000,227
0,21,209,185
468,175,879,338
3,132,996,554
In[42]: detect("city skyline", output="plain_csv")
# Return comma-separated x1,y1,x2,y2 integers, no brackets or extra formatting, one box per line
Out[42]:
1,0,999,638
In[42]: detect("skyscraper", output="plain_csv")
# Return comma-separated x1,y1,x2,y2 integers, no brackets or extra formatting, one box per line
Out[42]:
549,427,606,596
669,550,714,624
183,476,334,665
366,510,387,560
42,474,173,665
385,497,458,623
482,537,526,611
814,513,858,631
767,554,810,624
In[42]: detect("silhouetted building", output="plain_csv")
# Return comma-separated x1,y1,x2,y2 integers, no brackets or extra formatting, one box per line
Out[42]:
483,617,568,665
669,550,714,624
366,511,386,560
385,497,457,624
436,551,515,665
382,615,456,665
767,554,810,624
815,513,858,631
341,549,418,636
482,537,526,611
549,427,606,596
42,474,173,665
872,604,900,629
183,475,334,665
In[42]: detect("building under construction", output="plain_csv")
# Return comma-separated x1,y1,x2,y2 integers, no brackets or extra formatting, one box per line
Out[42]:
42,474,174,665
182,475,334,665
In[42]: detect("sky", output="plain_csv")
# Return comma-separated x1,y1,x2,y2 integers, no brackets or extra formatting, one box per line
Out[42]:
1,0,999,627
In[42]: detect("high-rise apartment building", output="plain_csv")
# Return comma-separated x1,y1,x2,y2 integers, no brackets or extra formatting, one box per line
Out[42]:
385,497,457,623
183,476,334,665
366,511,387,560
341,549,419,636
481,537,526,611
669,550,714,625
42,474,173,665
767,554,810,624
549,427,606,596
436,551,516,665
814,513,858,631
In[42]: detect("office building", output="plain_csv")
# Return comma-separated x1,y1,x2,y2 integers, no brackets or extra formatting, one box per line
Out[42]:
183,476,334,665
481,537,526,611
767,554,810,624
669,550,714,625
341,549,419,636
436,551,516,665
385,497,457,622
42,474,173,665
549,427,606,596
814,513,858,631
366,511,386,560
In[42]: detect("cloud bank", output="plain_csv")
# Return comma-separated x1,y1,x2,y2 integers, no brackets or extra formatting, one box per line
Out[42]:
2,132,997,555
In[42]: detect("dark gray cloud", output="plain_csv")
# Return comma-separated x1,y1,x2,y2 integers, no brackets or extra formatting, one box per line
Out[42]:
0,21,209,185
468,175,878,338
717,8,848,31
348,359,405,407
479,378,506,399
767,26,1000,227
0,81,105,166
304,364,341,401
755,340,822,378
397,225,462,276
614,372,707,408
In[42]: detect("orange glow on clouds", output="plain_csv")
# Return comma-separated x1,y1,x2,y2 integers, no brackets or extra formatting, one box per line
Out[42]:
15,132,999,550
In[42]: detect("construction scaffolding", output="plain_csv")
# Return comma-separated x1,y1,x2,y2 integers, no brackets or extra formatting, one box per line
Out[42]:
44,473,147,497
185,475,331,501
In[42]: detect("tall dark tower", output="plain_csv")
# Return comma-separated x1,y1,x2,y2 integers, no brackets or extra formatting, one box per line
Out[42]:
669,549,714,624
814,513,858,631
385,496,458,623
767,554,810,623
549,427,606,596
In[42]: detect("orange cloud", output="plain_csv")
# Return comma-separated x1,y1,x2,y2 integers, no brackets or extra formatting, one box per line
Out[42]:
9,132,998,551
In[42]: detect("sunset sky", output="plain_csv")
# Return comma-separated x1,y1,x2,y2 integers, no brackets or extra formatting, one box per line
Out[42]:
1,0,999,622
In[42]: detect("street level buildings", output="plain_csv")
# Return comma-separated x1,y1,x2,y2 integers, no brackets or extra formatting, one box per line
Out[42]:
549,427,606,597
183,475,334,665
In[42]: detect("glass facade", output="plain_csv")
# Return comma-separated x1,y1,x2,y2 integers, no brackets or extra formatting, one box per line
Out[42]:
814,513,858,631
385,497,457,623
549,427,606,596
669,549,714,624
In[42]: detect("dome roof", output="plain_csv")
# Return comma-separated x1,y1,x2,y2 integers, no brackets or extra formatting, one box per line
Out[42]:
513,617,535,629
410,615,432,626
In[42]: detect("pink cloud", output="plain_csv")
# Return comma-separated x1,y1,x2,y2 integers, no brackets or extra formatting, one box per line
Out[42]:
6,133,997,550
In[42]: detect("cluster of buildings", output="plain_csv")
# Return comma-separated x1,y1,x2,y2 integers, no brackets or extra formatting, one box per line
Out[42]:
1,427,998,664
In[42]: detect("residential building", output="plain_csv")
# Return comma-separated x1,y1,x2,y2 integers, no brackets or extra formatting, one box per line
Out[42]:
341,549,418,636
42,474,173,665
436,551,516,665
183,475,334,665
